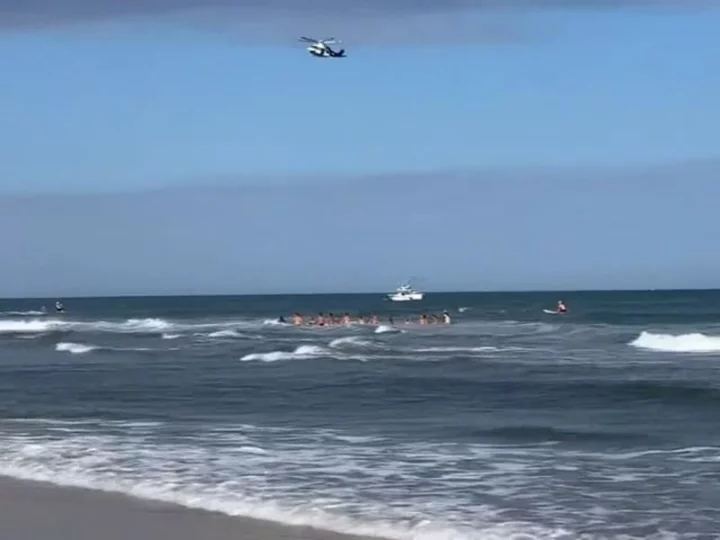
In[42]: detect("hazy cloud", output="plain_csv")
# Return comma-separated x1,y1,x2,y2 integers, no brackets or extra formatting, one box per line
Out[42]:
0,0,712,44
1,159,717,297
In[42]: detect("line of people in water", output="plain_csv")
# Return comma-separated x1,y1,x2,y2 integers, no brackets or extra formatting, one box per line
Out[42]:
280,311,452,326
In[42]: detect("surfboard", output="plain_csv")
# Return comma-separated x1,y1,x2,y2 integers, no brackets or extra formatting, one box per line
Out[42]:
543,309,558,314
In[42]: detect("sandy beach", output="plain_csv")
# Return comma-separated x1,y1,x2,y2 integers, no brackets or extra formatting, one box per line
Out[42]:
0,476,384,540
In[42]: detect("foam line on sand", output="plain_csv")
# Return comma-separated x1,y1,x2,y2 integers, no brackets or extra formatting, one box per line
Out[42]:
0,475,386,540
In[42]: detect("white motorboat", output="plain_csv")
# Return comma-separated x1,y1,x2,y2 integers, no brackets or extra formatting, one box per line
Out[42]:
387,283,424,302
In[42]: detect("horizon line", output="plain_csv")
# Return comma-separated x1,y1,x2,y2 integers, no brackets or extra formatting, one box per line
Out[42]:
1,155,719,198
1,286,718,301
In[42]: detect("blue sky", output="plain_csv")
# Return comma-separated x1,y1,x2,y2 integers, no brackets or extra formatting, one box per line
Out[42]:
0,2,718,296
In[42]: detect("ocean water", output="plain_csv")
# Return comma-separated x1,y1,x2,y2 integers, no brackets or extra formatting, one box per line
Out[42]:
1,290,720,540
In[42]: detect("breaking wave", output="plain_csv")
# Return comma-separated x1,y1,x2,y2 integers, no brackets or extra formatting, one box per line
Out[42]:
415,346,503,353
375,325,401,334
240,345,328,362
54,342,160,355
630,331,720,353
55,342,98,354
207,329,244,338
0,317,273,336
329,336,378,349
0,419,645,540
1,417,711,540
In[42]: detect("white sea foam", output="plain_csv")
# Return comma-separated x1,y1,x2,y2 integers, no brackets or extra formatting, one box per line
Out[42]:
0,320,60,333
241,339,394,363
124,318,173,331
0,419,704,540
207,329,244,338
630,331,720,353
415,346,502,353
55,342,97,354
329,336,378,349
54,342,163,355
240,345,328,362
375,325,402,334
0,317,274,336
0,318,172,334
262,319,288,326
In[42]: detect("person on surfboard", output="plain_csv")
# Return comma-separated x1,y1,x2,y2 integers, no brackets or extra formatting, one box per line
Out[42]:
556,300,567,313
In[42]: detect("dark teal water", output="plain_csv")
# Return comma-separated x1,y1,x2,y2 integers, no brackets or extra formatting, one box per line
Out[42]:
1,290,719,539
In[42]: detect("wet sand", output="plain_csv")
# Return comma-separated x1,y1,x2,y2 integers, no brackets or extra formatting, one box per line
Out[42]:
0,476,384,540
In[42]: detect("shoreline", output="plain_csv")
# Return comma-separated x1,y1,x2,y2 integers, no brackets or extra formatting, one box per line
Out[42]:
0,475,387,540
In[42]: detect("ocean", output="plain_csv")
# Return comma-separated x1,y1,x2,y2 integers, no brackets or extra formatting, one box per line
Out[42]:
0,290,719,540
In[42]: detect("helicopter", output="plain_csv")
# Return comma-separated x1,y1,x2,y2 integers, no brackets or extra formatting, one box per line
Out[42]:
299,37,346,58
